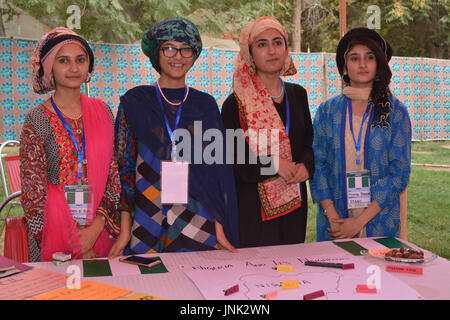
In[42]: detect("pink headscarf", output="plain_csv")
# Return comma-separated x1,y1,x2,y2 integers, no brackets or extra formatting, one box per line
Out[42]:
233,16,300,221
31,27,89,94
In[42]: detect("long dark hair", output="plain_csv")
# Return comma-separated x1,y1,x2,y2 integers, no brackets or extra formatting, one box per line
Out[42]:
344,37,393,128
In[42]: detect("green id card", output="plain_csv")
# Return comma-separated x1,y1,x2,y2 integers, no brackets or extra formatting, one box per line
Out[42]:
374,237,412,249
346,170,371,209
333,240,367,256
65,184,91,227
83,259,112,277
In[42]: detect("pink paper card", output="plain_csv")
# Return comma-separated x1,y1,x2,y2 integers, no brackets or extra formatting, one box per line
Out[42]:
0,268,67,300
0,255,32,272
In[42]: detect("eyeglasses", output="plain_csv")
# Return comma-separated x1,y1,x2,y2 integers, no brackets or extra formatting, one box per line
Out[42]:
160,46,194,58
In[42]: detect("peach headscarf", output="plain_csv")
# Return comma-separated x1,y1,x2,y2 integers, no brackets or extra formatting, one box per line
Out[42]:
236,16,295,79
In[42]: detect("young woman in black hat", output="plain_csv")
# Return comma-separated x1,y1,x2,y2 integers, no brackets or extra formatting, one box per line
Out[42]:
309,27,411,241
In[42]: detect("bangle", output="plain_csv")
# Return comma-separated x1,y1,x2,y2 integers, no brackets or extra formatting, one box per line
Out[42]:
321,202,334,216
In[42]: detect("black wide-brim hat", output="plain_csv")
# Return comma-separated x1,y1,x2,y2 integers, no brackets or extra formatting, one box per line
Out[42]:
336,27,392,76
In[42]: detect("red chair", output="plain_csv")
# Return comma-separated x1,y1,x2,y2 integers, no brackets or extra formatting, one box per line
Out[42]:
0,140,29,262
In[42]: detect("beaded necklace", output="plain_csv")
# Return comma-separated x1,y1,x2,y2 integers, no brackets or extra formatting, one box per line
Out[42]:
156,79,189,106
270,79,284,99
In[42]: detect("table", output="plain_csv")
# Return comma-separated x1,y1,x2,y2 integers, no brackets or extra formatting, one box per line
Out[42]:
24,237,450,300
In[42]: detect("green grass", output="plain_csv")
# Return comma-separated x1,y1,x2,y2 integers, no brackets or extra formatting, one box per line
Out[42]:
1,142,449,259
408,141,450,258
411,140,450,165
305,141,450,260
407,167,450,258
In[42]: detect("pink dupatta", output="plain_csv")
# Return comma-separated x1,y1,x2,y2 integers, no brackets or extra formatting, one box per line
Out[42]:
41,94,114,261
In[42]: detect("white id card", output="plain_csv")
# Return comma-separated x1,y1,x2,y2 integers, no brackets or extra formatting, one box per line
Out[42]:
346,170,371,209
161,161,189,204
65,184,92,227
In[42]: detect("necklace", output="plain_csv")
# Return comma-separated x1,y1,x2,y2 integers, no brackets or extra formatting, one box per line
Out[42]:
59,109,83,120
270,80,284,99
51,95,83,120
156,79,189,106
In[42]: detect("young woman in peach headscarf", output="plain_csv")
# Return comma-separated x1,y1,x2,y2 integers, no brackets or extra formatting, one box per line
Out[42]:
221,17,314,247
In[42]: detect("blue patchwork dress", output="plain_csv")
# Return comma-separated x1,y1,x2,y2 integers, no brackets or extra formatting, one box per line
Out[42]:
115,85,239,253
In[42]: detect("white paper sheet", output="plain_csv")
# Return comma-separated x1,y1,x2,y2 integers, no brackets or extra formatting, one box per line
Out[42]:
181,254,423,300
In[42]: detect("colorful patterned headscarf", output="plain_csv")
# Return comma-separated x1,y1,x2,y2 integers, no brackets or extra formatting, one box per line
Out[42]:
141,17,202,73
31,27,94,94
232,16,300,221
233,17,297,155
233,15,296,157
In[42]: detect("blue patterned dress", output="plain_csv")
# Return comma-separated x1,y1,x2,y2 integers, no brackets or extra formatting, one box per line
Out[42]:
309,94,412,241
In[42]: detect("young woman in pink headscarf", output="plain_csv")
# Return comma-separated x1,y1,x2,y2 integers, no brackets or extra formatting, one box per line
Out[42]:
20,27,129,261
221,17,314,247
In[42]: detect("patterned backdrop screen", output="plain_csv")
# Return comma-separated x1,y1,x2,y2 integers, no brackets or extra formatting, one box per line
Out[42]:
0,38,448,142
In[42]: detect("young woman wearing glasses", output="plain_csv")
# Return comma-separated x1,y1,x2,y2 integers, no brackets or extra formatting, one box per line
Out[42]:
112,18,239,256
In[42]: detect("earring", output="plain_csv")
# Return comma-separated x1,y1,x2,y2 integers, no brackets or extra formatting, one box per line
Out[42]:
373,75,380,82
85,72,92,83
248,63,256,76
49,74,55,88
342,71,350,84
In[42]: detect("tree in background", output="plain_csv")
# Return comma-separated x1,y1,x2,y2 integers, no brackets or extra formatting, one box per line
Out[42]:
298,0,448,59
382,0,449,59
0,0,20,36
2,0,448,58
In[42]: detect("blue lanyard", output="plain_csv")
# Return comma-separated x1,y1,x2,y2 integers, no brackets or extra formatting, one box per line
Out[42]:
348,99,371,165
276,79,290,135
154,82,186,155
50,97,85,181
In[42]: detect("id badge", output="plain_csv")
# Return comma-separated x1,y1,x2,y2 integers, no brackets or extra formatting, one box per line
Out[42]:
346,170,371,209
161,161,189,204
65,184,91,227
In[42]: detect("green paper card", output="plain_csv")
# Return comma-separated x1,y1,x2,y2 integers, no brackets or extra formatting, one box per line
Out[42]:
83,259,112,277
374,237,412,249
138,257,168,274
333,240,367,256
